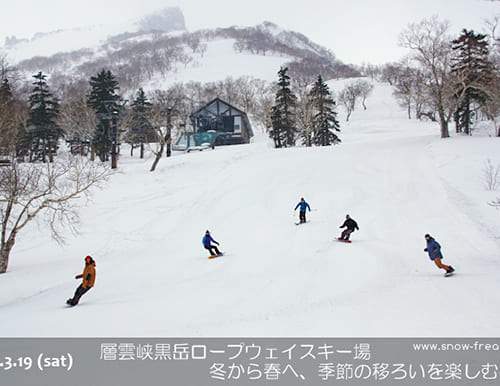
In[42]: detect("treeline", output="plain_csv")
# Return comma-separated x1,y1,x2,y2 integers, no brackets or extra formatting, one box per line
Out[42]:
232,22,359,80
15,22,359,93
356,17,500,137
0,59,277,167
267,67,374,148
0,70,116,275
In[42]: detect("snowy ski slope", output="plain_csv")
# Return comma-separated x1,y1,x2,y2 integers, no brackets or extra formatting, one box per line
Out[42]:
1,82,499,337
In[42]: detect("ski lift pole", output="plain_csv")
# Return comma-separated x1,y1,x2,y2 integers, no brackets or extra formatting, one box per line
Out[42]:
163,106,180,157
166,108,172,158
111,111,118,169
101,99,128,169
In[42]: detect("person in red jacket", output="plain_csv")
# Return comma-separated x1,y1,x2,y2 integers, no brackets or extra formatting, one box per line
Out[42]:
67,256,96,306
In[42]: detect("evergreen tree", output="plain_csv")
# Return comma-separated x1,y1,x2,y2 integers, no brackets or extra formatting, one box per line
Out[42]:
87,69,120,162
270,67,297,148
27,72,61,162
451,29,494,135
310,75,341,146
128,88,153,158
0,78,30,158
270,105,286,148
0,78,14,153
0,78,12,102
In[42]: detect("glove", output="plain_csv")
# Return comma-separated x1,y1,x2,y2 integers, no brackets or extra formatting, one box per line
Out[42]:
424,248,428,252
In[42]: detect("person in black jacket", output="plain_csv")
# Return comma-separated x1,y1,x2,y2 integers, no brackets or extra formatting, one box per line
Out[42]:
339,214,359,240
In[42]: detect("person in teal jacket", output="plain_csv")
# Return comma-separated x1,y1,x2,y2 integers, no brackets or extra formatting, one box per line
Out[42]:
294,198,311,224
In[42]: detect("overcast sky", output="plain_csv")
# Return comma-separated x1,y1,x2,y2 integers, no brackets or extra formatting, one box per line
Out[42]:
1,0,499,64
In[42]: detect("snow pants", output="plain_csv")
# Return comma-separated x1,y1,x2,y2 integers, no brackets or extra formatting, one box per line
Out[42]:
299,211,307,223
205,245,221,256
69,285,91,306
341,228,354,240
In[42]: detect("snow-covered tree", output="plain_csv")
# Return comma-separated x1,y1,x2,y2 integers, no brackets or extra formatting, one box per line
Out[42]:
27,72,62,162
57,81,96,156
0,155,112,274
270,67,297,148
309,75,341,146
356,80,374,110
146,89,183,172
399,16,454,138
125,88,153,158
451,29,495,135
392,62,429,120
0,78,22,155
294,77,315,147
87,69,121,162
338,83,358,122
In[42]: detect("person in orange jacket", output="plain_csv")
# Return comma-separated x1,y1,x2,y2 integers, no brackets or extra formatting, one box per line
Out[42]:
67,256,96,306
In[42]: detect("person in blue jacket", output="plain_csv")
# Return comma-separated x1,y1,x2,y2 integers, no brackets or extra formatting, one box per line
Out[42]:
424,234,454,275
203,230,221,256
294,198,311,224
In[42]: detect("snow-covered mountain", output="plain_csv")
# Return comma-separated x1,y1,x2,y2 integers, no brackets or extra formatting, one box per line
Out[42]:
2,7,187,61
1,80,499,337
1,8,358,94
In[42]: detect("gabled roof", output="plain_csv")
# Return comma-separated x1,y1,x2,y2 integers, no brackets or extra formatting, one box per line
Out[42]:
191,97,248,117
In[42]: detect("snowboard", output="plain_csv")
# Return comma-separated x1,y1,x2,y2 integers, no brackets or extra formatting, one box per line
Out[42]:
444,271,455,277
337,238,352,243
208,252,224,259
295,221,309,225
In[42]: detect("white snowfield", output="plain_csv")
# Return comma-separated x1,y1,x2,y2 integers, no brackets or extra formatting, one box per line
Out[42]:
1,82,499,337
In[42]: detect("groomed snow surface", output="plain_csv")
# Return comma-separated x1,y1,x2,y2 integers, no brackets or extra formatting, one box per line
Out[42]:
1,82,499,337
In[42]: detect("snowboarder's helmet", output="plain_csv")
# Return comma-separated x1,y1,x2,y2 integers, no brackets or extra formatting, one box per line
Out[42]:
424,234,431,240
85,256,92,263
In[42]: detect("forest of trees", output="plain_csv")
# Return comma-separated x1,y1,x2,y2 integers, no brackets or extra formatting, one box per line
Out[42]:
368,16,500,137
1,15,498,163
15,22,358,93
269,67,342,148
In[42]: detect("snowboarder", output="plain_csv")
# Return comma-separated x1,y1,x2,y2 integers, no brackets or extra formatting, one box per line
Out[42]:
294,198,311,224
203,230,221,257
67,256,96,306
339,214,359,241
424,234,455,276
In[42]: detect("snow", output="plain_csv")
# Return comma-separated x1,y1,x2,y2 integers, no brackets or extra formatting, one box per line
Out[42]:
2,22,137,63
142,38,292,89
1,81,499,338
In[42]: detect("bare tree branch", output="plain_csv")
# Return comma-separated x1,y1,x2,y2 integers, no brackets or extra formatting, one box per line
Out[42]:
0,154,113,273
399,16,454,138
